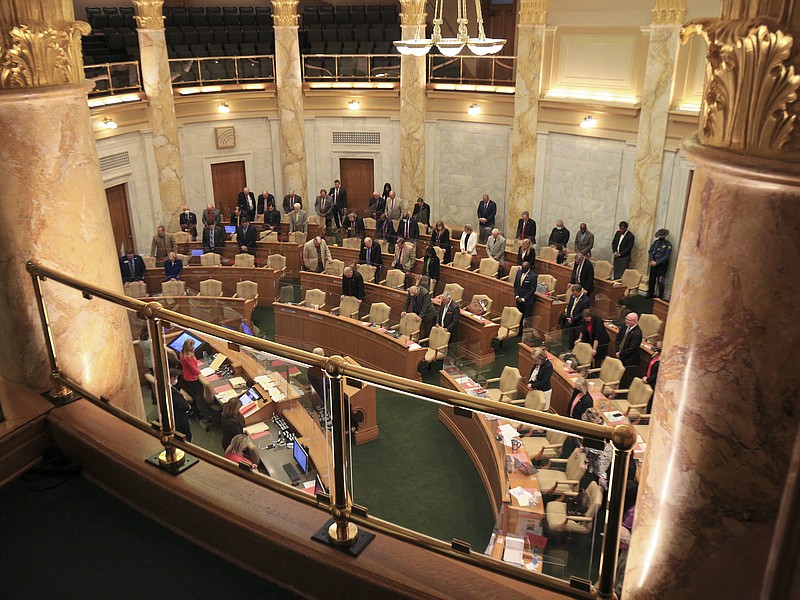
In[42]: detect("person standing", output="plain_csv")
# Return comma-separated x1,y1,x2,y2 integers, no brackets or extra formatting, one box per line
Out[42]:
646,228,672,298
283,190,302,215
237,186,257,221
289,203,308,234
486,228,506,275
548,219,570,264
120,249,146,284
220,397,244,451
574,222,594,257
179,339,208,423
476,194,497,243
436,292,460,342
517,238,535,265
236,217,258,254
526,347,553,411
563,284,591,347
615,311,643,389
515,211,536,242
345,212,366,239
358,237,383,278
169,368,193,442
150,225,176,263
179,205,198,240
459,224,478,256
612,221,635,279
257,190,275,218
202,221,225,254
576,308,611,366
412,197,431,234
341,266,365,301
385,191,403,222
315,189,335,234
571,252,595,294
397,210,419,242
202,204,221,228
302,236,331,273
513,261,537,327
421,245,440,292
393,238,415,274
430,221,451,264
330,179,347,229
164,252,183,281
401,285,437,338
263,203,281,235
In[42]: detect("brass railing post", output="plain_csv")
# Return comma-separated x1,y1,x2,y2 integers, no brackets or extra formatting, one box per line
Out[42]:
595,424,636,599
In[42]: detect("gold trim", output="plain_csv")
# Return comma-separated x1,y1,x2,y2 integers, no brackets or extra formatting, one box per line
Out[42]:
684,18,800,157
0,20,90,89
271,1,299,27
399,0,426,27
132,0,165,30
518,0,547,26
652,0,687,25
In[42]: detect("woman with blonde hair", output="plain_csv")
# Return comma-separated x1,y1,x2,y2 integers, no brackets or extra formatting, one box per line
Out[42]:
527,347,553,410
224,433,260,470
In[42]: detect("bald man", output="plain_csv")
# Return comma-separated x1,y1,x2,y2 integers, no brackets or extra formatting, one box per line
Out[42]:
616,311,643,388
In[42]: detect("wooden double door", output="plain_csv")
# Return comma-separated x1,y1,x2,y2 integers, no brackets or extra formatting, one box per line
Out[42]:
339,158,373,216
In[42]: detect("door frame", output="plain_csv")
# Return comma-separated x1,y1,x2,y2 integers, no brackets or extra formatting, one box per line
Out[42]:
330,150,382,195
203,152,256,206
103,173,145,252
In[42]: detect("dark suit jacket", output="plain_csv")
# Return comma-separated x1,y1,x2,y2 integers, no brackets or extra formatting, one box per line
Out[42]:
549,227,570,248
580,316,610,349
171,385,192,443
283,194,302,214
569,390,594,420
397,217,419,240
237,224,258,252
571,259,595,294
202,224,225,252
616,325,643,366
436,300,460,341
202,208,221,227
422,255,440,280
412,203,431,228
345,216,365,237
180,211,197,231
229,211,245,227
403,288,436,320
514,268,538,304
263,209,281,230
565,293,591,327
430,229,451,263
257,193,275,215
612,231,635,258
477,199,497,227
372,196,387,217
237,191,256,220
330,187,347,214
359,244,383,269
516,218,536,240
528,359,553,391
120,255,146,282
517,246,535,266
342,270,365,300
376,218,397,244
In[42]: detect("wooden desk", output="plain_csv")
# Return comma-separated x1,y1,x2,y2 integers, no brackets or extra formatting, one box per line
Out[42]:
431,296,500,367
178,241,302,276
144,265,281,304
534,258,626,318
343,357,379,445
281,402,332,488
652,298,669,323
299,271,405,314
273,303,426,381
144,295,255,323
435,263,516,312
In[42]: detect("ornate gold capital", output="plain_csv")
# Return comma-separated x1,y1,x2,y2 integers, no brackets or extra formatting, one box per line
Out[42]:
271,1,299,27
399,0,426,27
519,0,547,26
684,17,800,159
652,0,687,25
132,0,165,30
0,20,90,89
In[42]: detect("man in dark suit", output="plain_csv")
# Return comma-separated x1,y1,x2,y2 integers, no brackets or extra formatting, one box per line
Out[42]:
515,211,536,241
341,266,365,301
359,237,383,278
548,219,570,264
330,179,347,229
369,191,386,218
179,205,198,240
283,190,302,214
257,190,275,218
263,203,281,235
236,217,258,254
344,212,365,238
397,211,419,241
120,249,146,284
476,194,497,243
411,197,431,234
436,291,460,343
513,261,538,324
402,285,437,338
612,221,635,279
571,252,595,294
563,284,591,346
375,212,397,249
237,186,257,221
202,221,225,254
616,311,643,388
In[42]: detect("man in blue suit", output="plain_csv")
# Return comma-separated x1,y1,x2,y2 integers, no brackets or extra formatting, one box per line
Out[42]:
514,260,538,328
476,194,497,243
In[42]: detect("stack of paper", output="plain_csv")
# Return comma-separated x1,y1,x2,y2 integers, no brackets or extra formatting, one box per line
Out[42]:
253,375,273,389
498,423,520,447
244,422,271,439
215,389,238,404
200,367,216,377
502,535,525,566
509,486,535,507
229,376,247,388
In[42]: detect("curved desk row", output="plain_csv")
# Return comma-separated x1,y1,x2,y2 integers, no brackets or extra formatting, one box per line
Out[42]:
144,265,281,304
142,295,255,323
178,241,303,276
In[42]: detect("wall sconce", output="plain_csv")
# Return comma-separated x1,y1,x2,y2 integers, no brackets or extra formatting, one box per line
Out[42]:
217,102,230,113
101,116,117,129
467,103,480,116
580,115,597,129
348,99,360,111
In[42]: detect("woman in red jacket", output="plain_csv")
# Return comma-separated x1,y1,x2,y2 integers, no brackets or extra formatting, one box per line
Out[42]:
180,339,207,421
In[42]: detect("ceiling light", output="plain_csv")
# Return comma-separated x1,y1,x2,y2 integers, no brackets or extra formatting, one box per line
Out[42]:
348,99,360,111
580,115,597,129
467,103,480,116
217,102,230,113
101,116,117,129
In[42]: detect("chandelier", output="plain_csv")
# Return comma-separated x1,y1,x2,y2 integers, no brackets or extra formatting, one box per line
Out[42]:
394,0,506,57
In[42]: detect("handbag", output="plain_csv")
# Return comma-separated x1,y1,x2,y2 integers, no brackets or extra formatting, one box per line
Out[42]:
465,298,486,316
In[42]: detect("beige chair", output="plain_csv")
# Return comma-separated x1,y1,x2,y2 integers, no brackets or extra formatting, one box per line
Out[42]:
363,217,376,229
614,269,643,300
537,448,586,496
176,253,190,265
289,231,306,245
161,280,186,296
172,231,191,244
234,253,255,267
199,279,223,297
307,215,320,226
125,281,148,298
267,253,287,275
382,268,406,289
398,311,421,341
538,274,558,294
325,258,345,277
142,255,157,269
545,480,603,534
332,295,361,319
279,285,295,303
478,257,500,277
511,389,550,411
614,377,654,420
233,280,259,306
572,342,594,371
375,239,389,254
587,356,626,393
594,260,614,280
470,294,493,317
492,306,523,346
260,230,279,241
501,264,521,283
485,366,522,403
342,237,361,249
520,430,568,461
539,246,559,261
361,302,391,326
508,238,522,253
300,288,327,310
638,313,663,341
443,283,464,305
452,252,473,270
419,325,451,370
355,263,376,283
200,252,221,266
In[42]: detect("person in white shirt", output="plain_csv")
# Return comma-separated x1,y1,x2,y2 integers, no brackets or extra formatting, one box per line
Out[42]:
459,224,478,256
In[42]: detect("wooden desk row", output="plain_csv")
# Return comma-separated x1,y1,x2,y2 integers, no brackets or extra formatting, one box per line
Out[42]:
144,265,281,304
141,295,255,323
177,241,303,277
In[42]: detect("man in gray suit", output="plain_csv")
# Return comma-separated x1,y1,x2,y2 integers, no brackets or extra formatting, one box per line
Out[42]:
289,203,308,234
574,222,595,257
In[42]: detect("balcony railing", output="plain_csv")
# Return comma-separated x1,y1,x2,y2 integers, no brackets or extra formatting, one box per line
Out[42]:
428,54,517,89
168,55,276,87
302,54,400,83
84,61,142,97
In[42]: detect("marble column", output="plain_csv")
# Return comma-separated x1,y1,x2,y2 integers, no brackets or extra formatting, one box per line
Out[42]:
0,0,144,418
134,0,185,232
623,2,800,597
272,1,307,201
399,0,426,204
506,1,546,239
627,1,686,275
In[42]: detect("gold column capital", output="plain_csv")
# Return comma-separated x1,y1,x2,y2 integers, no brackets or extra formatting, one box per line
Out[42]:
399,0,426,26
518,0,547,26
271,1,300,27
651,0,687,25
132,0,165,30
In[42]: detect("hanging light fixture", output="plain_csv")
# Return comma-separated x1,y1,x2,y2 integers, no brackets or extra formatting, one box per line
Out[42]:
466,0,505,55
432,0,466,57
393,1,431,56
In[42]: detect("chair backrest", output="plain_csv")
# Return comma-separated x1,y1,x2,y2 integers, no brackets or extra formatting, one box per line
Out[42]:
176,253,189,265
384,268,405,289
594,260,614,280
471,294,493,316
200,252,221,266
523,390,547,410
199,279,223,296
236,280,258,300
547,430,569,446
125,281,147,298
234,253,255,267
539,274,558,293
304,288,326,308
583,481,604,524
355,263,376,283
260,230,278,241
267,253,286,271
376,239,389,254
509,238,522,253
572,342,593,368
307,215,320,226
499,366,522,394
279,285,295,303
429,325,451,350
500,306,522,329
161,280,185,296
142,255,156,269
172,231,191,244
452,253,472,269
628,377,654,407
478,257,499,277
638,313,662,339
368,301,391,324
507,264,521,284
599,356,625,382
443,283,464,305
337,295,361,319
432,245,445,262
565,447,587,480
398,312,421,338
325,258,345,276
363,217,376,229
539,246,559,261
619,268,643,289
342,237,361,249
288,231,305,244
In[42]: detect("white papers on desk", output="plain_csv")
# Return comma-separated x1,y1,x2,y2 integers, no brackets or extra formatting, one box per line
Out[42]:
509,486,536,507
604,410,626,423
215,390,238,404
498,423,521,447
502,535,525,566
408,342,421,350
244,422,269,436
253,375,273,389
208,353,227,371
229,376,247,388
200,367,216,377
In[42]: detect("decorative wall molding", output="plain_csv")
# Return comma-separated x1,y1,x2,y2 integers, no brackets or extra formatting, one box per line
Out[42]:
518,0,548,26
215,126,236,149
132,0,165,30
651,0,687,25
271,1,299,27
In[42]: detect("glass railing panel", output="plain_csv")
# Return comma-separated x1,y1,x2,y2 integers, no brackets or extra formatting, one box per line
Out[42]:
428,54,516,86
85,61,142,96
302,54,401,82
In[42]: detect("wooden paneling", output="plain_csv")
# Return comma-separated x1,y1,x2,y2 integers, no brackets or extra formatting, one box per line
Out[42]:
339,158,374,216
211,160,246,220
106,183,133,254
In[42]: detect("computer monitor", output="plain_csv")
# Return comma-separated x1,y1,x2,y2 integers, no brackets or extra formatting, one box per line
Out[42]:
191,249,204,257
224,225,236,235
314,475,326,495
166,331,205,354
241,320,254,336
293,442,308,474
239,386,260,407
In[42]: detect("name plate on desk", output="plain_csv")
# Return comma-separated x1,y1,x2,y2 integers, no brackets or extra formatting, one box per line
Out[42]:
309,313,324,321
278,307,296,314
